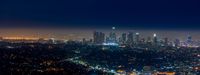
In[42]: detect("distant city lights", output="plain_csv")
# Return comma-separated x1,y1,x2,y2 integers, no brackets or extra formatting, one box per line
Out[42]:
103,42,119,46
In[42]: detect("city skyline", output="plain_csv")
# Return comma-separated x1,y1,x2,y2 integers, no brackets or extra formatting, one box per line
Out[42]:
0,27,200,41
1,0,200,75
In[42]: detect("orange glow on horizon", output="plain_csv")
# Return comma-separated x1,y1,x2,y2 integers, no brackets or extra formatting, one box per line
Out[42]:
3,37,40,40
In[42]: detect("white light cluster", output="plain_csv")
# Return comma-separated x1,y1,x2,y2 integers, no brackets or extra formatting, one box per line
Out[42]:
103,42,119,46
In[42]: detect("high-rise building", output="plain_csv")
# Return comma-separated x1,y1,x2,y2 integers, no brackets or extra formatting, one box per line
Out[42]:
187,35,192,43
164,37,169,46
107,27,117,43
109,32,117,43
153,33,158,45
127,32,134,45
141,38,146,44
135,32,140,44
174,38,180,47
82,38,86,44
147,36,152,43
122,33,127,44
93,31,105,44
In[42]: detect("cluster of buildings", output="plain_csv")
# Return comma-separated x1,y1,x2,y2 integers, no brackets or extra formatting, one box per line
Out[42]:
0,27,200,48
93,27,169,46
93,27,200,48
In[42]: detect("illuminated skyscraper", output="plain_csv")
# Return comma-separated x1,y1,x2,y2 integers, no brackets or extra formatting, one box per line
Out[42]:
93,31,105,44
135,32,140,44
153,33,158,45
109,32,117,43
108,27,117,43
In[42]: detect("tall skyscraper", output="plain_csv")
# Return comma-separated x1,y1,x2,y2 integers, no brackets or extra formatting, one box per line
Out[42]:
127,32,134,45
107,27,117,43
174,38,180,47
82,38,86,44
164,37,168,46
135,32,140,44
122,33,127,44
109,32,117,43
153,33,158,45
93,31,105,44
187,35,192,43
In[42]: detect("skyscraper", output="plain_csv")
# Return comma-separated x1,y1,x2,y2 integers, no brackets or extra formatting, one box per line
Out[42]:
147,36,152,43
153,33,158,45
187,35,192,43
122,33,127,44
127,32,134,45
107,27,117,43
109,32,117,43
174,38,180,47
93,31,105,44
135,32,140,44
164,37,169,46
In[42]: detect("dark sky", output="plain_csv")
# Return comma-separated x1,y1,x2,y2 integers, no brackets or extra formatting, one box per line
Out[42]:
1,0,200,29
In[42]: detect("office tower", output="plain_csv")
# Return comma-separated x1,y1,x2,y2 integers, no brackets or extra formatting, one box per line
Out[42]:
122,33,127,44
127,32,134,45
141,38,145,44
187,35,192,43
174,38,180,47
153,33,158,45
186,35,192,46
135,32,140,44
106,37,110,43
100,32,105,44
82,38,86,44
147,36,152,43
118,37,123,44
93,31,105,44
164,37,168,46
109,32,117,43
93,31,98,43
108,27,117,43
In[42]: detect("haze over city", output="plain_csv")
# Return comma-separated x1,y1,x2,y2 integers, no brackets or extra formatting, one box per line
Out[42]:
1,0,200,75
0,27,199,41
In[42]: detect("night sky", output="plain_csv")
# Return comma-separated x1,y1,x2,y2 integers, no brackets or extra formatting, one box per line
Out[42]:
1,0,200,29
1,0,200,40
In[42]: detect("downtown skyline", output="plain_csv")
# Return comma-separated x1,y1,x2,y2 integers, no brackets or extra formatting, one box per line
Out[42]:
0,27,200,41
1,0,200,75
